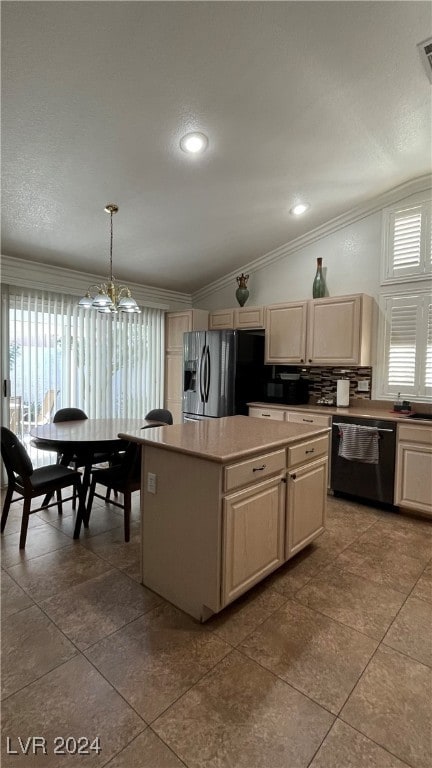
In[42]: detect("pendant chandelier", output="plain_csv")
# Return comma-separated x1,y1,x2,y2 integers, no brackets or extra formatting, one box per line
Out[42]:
78,204,140,314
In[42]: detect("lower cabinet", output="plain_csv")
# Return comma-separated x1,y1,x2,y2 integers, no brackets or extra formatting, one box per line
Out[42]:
395,424,432,516
222,475,285,606
286,456,327,558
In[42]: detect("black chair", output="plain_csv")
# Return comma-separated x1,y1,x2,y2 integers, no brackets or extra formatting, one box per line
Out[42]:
1,427,85,549
74,442,141,543
39,408,113,508
145,408,173,425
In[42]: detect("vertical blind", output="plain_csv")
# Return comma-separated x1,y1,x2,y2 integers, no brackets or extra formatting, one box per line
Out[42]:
8,287,164,425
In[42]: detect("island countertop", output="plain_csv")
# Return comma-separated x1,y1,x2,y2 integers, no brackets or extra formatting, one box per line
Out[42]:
119,414,330,463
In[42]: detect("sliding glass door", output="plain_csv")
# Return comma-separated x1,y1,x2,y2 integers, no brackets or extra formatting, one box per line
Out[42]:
5,286,164,463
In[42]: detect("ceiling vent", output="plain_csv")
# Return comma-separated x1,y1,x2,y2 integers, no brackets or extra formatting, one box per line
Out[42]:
417,37,432,83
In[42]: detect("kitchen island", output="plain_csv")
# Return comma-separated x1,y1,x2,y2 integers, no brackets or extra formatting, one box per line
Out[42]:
119,415,330,621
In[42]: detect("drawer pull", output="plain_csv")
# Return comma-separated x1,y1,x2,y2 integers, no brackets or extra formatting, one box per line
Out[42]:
302,418,313,423
261,413,271,417
253,464,267,472
290,473,297,480
305,448,315,454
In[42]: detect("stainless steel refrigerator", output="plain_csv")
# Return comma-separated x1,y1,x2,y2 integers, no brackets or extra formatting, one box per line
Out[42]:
183,329,269,421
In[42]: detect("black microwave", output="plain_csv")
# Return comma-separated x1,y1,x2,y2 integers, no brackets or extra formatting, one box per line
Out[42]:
264,377,309,405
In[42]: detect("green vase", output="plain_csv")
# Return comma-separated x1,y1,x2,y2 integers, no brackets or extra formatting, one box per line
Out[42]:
312,258,326,298
235,273,249,307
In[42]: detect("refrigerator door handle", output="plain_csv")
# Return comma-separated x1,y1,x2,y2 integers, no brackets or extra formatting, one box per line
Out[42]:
198,346,206,402
205,345,211,402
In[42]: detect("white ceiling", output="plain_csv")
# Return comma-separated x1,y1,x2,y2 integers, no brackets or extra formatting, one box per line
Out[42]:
2,1,431,294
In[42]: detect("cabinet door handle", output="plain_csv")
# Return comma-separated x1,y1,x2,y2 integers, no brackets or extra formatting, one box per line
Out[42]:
305,448,315,454
253,464,267,472
290,473,297,480
302,418,313,423
300,359,304,363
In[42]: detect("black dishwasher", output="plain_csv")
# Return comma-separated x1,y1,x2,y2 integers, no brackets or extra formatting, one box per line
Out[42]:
331,415,396,506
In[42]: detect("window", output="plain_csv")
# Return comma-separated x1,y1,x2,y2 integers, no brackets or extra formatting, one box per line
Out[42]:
377,192,432,402
381,197,431,284
6,287,164,462
377,290,431,401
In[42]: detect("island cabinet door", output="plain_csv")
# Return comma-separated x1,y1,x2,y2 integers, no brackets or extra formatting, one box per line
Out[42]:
286,456,327,559
222,475,285,607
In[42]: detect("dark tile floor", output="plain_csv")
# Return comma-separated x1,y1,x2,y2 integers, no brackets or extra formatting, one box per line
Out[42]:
1,491,431,767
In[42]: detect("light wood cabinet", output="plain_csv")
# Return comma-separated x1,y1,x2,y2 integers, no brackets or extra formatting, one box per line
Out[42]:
265,301,308,363
395,424,432,516
234,306,265,329
222,475,285,605
209,306,265,330
208,309,234,330
164,310,208,423
306,294,372,365
265,294,373,366
165,309,208,352
141,423,329,621
286,456,327,558
286,411,331,486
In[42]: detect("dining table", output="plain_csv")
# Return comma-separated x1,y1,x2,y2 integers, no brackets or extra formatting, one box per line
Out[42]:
30,417,164,510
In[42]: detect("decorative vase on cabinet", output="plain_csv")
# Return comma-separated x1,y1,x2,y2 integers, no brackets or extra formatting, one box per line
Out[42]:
235,273,250,307
312,258,326,298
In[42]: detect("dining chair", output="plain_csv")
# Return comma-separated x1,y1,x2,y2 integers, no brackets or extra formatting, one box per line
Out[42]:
73,442,141,542
1,427,85,549
145,408,173,425
38,408,113,509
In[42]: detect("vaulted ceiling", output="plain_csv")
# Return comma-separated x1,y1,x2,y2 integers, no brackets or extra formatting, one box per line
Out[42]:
2,1,431,293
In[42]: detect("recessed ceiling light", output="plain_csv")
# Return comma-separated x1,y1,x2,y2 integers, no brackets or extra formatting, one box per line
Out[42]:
180,132,209,154
290,203,310,216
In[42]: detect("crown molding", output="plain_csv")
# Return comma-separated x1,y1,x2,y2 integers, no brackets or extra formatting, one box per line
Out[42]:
192,174,432,303
0,254,192,310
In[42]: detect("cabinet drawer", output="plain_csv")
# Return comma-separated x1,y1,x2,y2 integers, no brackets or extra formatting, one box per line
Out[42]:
288,435,328,468
398,424,432,446
224,449,286,492
249,407,286,421
287,412,331,427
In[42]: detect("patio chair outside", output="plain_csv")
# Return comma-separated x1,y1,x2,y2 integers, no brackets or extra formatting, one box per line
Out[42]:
22,389,58,427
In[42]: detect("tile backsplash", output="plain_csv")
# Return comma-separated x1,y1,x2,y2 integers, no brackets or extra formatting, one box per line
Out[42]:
272,366,373,402
304,366,372,401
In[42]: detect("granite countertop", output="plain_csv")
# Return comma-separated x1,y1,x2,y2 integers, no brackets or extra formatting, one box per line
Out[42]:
247,402,432,424
119,415,330,463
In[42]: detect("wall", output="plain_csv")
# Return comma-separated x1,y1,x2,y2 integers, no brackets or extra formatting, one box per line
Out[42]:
0,254,192,312
194,211,382,310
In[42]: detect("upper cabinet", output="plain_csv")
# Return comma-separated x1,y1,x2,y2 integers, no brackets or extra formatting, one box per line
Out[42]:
265,301,308,364
164,310,208,423
265,294,373,366
209,306,265,331
165,309,209,353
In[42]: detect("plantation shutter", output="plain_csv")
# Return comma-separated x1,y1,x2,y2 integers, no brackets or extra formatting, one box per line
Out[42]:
383,199,431,282
426,301,432,390
384,293,431,398
387,299,418,389
391,208,422,272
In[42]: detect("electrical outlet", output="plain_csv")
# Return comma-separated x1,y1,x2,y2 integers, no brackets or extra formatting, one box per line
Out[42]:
357,380,370,392
147,472,157,494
